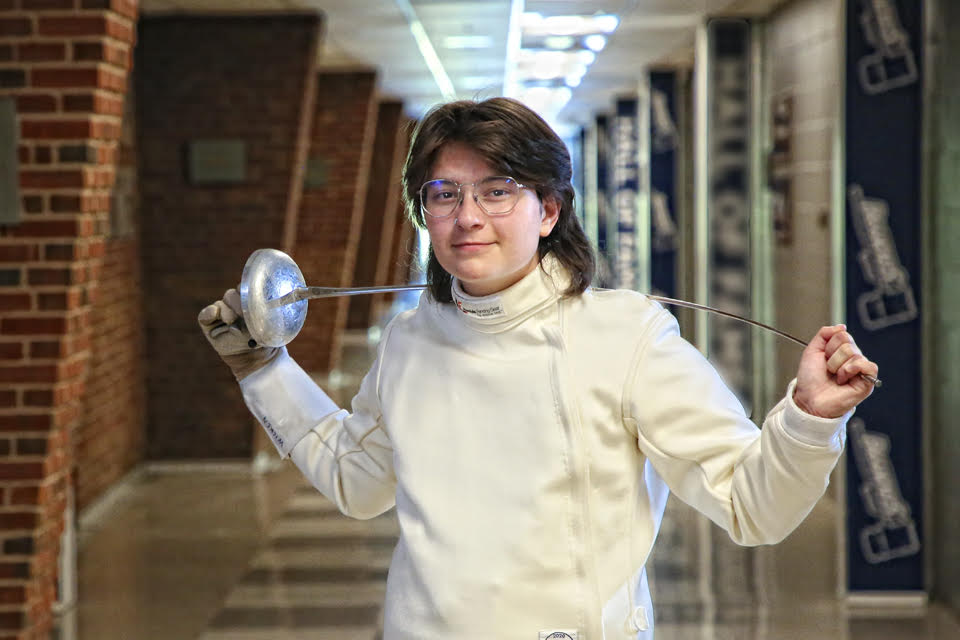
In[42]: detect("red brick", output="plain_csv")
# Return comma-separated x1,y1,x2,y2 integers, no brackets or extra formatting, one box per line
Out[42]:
0,391,15,408
0,294,31,312
43,243,77,261
31,67,99,89
15,94,58,113
1,317,68,336
0,586,25,606
0,343,22,360
11,220,80,239
23,0,75,9
0,414,51,431
0,18,32,37
23,390,53,407
37,16,108,37
9,488,39,507
26,268,72,286
37,292,77,311
21,119,94,140
0,45,12,62
19,170,85,189
0,365,57,384
16,42,65,62
82,0,139,21
0,245,39,262
0,563,28,580
28,341,61,359
0,511,39,528
22,194,43,213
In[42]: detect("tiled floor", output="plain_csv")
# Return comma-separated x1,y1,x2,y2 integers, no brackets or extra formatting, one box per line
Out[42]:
59,329,960,639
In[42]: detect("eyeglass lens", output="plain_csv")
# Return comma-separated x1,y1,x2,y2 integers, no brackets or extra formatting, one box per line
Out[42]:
421,176,521,217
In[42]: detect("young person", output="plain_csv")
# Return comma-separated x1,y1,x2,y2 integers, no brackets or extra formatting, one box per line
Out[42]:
199,97,877,639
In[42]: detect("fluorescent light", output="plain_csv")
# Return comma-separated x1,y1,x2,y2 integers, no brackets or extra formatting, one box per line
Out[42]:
584,34,607,52
442,35,494,49
521,12,620,37
544,35,576,49
395,0,456,100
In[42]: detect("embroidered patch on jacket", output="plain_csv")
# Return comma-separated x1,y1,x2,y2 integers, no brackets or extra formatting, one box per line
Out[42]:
454,296,506,318
538,631,579,640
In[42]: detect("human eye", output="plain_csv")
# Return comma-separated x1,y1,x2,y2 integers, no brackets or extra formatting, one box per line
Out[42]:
425,181,458,203
481,178,517,200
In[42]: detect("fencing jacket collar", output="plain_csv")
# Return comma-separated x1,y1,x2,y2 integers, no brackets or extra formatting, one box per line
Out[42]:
448,252,571,334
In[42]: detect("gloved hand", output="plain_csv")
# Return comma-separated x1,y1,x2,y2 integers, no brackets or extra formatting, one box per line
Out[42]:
198,288,281,381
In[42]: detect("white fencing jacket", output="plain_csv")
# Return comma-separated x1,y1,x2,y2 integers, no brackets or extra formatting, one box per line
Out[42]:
239,255,849,640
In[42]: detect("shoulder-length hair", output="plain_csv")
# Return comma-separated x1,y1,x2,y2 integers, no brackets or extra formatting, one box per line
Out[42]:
401,97,595,303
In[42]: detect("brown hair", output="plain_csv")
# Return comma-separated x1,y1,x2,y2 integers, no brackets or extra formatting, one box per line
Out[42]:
401,97,595,303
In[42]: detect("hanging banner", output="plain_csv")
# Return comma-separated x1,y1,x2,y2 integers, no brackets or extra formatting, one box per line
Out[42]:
613,98,640,290
595,114,612,287
649,70,679,299
844,0,924,595
707,18,752,409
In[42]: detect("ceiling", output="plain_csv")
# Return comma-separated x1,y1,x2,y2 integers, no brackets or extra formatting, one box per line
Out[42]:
141,0,788,134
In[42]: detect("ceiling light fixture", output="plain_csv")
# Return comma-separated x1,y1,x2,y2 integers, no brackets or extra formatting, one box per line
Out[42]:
443,35,494,49
395,0,456,101
504,0,525,97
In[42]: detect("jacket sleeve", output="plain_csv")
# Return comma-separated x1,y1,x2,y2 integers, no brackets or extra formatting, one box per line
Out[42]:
239,342,396,520
622,308,849,545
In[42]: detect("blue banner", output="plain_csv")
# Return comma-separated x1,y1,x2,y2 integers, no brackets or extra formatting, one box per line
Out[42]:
613,98,639,290
844,0,924,594
707,19,752,410
649,71,679,299
595,114,612,287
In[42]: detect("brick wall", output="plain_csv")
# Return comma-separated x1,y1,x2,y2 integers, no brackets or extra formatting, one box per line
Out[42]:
380,118,418,318
76,69,140,511
347,100,404,330
0,1,137,637
289,70,377,372
135,14,321,459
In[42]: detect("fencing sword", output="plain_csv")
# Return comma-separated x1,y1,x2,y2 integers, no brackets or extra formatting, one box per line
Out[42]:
240,248,881,388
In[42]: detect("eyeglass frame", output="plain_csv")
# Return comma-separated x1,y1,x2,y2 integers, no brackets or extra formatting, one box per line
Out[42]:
418,175,534,219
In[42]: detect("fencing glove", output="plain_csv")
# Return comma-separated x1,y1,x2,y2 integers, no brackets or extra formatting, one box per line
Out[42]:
198,288,281,381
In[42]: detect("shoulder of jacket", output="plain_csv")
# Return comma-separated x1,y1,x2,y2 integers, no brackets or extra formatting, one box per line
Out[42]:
581,287,668,323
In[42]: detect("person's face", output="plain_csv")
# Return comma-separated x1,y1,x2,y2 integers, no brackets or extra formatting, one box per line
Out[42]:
423,143,559,297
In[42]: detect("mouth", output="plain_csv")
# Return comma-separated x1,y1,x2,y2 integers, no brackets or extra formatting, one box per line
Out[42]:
452,241,494,249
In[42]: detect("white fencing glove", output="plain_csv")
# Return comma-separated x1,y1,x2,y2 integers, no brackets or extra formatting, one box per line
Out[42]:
198,288,281,381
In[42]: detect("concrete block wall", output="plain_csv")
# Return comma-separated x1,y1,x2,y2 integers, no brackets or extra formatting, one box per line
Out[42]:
289,70,377,372
135,14,321,459
925,0,960,615
0,1,137,636
763,0,842,393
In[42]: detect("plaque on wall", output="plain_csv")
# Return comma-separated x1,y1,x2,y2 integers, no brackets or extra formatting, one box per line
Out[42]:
186,139,246,185
0,97,20,225
303,154,330,189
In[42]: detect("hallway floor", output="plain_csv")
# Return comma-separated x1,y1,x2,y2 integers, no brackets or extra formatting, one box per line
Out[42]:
59,461,960,640
58,330,960,639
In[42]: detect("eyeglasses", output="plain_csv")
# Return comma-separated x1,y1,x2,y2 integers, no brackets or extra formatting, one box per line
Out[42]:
419,176,530,219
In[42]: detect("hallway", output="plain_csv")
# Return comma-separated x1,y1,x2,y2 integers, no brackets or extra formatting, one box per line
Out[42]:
60,461,960,640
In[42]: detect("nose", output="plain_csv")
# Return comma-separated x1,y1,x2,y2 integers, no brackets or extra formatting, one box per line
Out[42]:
454,187,485,228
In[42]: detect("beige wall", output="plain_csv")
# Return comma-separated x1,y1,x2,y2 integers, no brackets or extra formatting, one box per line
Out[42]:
763,0,843,392
925,0,960,615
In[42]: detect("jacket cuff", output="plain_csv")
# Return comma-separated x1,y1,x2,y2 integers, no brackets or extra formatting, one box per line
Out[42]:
779,378,851,448
239,348,340,457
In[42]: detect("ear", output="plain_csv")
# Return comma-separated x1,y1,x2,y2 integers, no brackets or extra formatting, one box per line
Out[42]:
539,195,560,237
